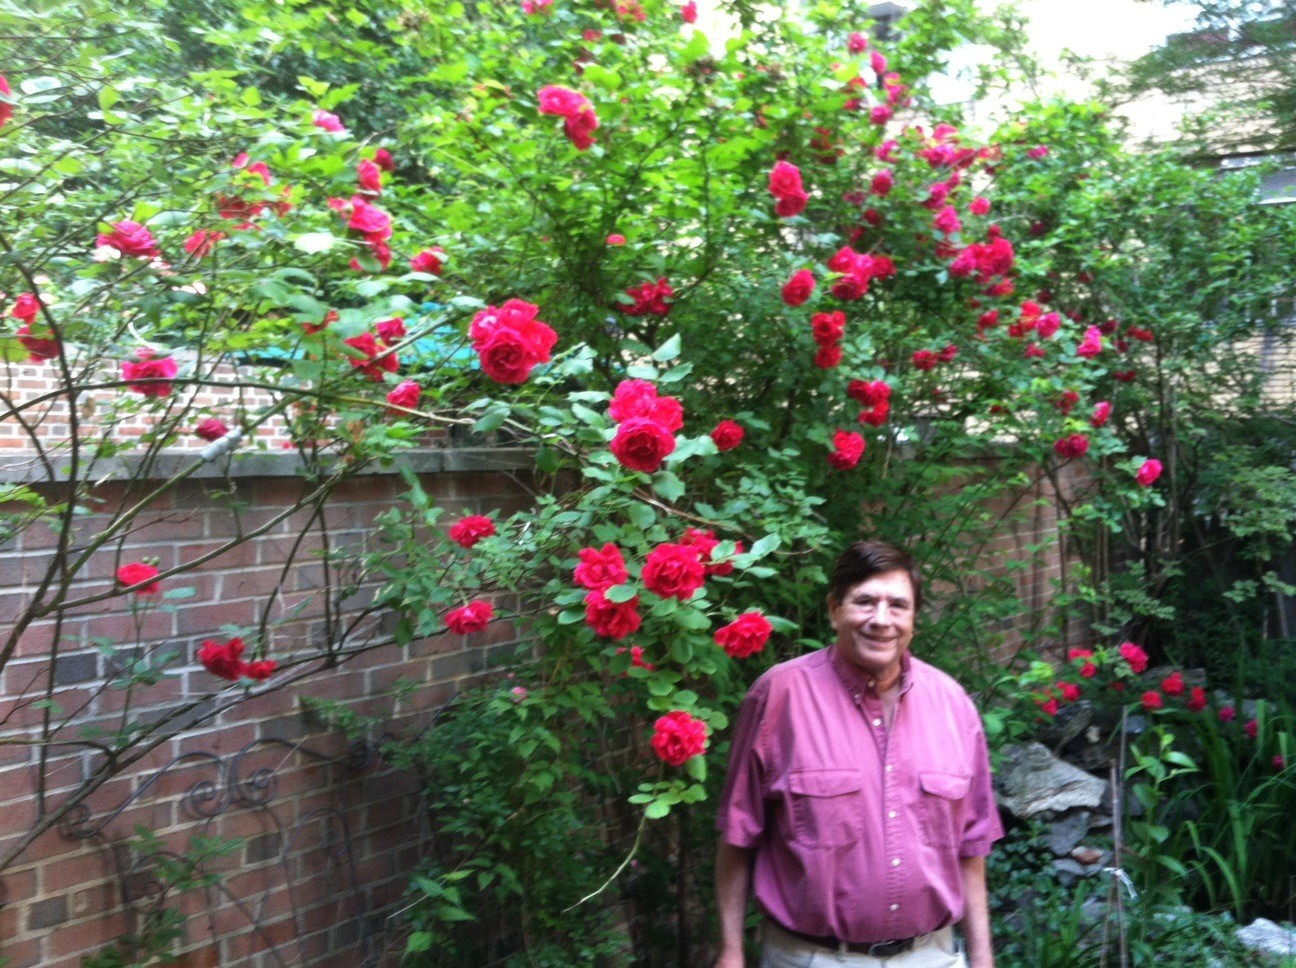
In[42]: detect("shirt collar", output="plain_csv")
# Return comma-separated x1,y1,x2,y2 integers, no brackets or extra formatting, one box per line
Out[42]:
830,644,916,698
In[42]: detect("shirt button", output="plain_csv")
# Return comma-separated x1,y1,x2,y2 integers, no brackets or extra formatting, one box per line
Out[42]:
892,857,901,866
885,764,893,772
888,810,897,819
854,694,861,702
890,903,899,912
872,718,882,727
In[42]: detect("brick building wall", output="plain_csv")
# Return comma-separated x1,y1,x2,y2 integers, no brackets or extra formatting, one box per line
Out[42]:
0,450,537,968
0,355,1084,966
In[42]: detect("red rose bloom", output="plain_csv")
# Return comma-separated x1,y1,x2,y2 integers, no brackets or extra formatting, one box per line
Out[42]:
651,710,708,766
1141,690,1164,712
847,31,868,53
346,197,392,240
870,169,895,197
376,316,406,343
768,160,804,199
97,220,160,258
1057,681,1081,703
607,233,627,246
933,205,961,235
912,349,938,371
1119,641,1149,674
17,324,59,363
608,380,684,431
774,190,809,218
198,637,247,681
373,148,395,171
1161,670,1185,696
10,292,40,323
312,109,345,132
1136,459,1163,487
1091,401,1113,428
782,269,816,307
848,379,891,408
711,420,745,451
1187,686,1207,712
681,1,697,22
446,600,495,635
1036,697,1059,717
1245,718,1258,739
811,311,846,346
643,542,706,600
386,379,422,412
969,196,991,216
245,659,278,681
117,562,161,595
563,107,600,151
858,400,890,427
814,344,843,369
195,418,229,442
828,429,865,470
538,85,591,118
343,332,400,381
357,159,383,195
1077,327,1103,358
1053,433,1090,460
122,349,178,397
410,247,446,274
714,612,773,659
0,74,12,129
584,588,642,639
449,514,496,548
574,543,629,591
474,327,537,384
622,278,675,317
1218,705,1236,723
610,417,677,473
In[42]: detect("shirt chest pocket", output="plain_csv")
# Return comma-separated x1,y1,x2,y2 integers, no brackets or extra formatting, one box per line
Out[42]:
918,771,970,849
787,770,865,848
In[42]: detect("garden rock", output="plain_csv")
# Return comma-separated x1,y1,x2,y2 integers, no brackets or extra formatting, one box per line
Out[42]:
996,743,1108,819
1237,919,1296,958
1046,810,1091,856
1052,858,1098,885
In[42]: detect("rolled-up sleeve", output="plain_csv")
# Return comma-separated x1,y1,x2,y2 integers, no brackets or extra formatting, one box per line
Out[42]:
715,675,771,849
958,725,1005,857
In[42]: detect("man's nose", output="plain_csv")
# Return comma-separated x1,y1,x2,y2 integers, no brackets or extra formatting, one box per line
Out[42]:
869,603,893,624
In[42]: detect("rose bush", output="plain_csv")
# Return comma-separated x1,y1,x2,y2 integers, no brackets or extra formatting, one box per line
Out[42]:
6,0,1296,963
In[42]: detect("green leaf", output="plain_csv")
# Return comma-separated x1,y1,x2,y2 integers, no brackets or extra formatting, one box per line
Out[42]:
603,584,637,603
652,471,685,502
748,534,780,559
652,334,681,362
644,799,671,819
97,87,119,111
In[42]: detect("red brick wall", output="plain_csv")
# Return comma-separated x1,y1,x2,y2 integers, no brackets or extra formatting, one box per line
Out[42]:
0,454,536,968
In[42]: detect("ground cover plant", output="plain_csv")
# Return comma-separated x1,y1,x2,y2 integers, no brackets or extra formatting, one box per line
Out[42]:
3,0,1296,964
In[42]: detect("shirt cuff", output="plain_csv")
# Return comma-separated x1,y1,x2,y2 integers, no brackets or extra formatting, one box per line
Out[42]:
958,839,997,858
716,815,763,849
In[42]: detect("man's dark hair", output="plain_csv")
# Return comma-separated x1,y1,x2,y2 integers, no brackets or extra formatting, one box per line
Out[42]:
828,540,923,611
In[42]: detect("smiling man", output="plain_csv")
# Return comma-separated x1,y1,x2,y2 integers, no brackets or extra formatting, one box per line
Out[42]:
714,540,1003,968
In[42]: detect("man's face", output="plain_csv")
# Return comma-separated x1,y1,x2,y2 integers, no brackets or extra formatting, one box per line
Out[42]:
828,569,916,681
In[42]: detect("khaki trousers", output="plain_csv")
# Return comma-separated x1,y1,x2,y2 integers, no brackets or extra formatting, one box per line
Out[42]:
760,922,966,968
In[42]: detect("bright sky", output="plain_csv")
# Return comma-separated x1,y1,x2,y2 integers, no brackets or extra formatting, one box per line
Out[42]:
932,0,1204,138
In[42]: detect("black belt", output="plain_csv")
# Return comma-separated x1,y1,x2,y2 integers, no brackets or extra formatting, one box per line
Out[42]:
771,921,917,957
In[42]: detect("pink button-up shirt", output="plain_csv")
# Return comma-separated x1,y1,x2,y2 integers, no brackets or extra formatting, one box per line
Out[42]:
716,646,1003,943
